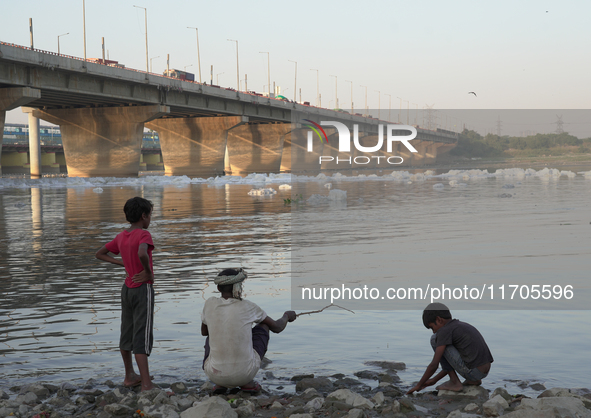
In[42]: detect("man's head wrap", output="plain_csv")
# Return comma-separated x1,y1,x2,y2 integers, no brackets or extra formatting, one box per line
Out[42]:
214,268,247,299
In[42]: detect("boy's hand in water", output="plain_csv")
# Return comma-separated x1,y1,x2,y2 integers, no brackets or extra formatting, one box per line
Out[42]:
132,270,154,283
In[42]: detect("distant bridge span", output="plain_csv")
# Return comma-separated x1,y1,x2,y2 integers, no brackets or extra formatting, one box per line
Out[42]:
0,42,457,177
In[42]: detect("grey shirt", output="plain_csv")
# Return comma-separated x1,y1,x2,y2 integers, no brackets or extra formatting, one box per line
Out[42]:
434,319,494,369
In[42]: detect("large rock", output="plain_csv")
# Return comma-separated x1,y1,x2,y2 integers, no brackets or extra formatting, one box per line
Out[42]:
295,377,334,392
438,385,490,400
181,396,238,418
104,403,136,416
482,394,509,417
516,397,591,418
327,389,374,409
538,387,591,409
491,387,512,402
364,360,406,371
145,404,181,418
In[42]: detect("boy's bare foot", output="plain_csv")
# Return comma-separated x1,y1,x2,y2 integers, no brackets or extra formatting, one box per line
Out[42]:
463,379,482,386
140,382,155,392
123,372,142,388
436,380,464,392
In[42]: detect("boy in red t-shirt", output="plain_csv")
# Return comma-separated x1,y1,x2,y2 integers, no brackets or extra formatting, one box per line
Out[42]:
96,197,155,391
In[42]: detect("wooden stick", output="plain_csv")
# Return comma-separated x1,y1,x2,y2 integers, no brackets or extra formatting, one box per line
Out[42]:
296,303,355,317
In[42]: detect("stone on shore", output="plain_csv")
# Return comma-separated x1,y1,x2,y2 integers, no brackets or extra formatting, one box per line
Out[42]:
482,394,510,416
326,388,374,409
180,396,238,418
438,384,490,400
295,377,333,392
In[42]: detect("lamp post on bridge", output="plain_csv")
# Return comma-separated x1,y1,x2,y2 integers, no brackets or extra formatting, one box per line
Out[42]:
82,0,86,60
216,72,224,85
396,97,402,123
57,32,69,55
330,75,338,109
345,80,353,113
150,56,159,73
385,94,392,122
184,64,193,72
375,90,381,120
360,85,368,115
187,27,202,83
288,60,297,102
259,52,271,98
227,39,239,90
133,5,149,73
310,69,319,107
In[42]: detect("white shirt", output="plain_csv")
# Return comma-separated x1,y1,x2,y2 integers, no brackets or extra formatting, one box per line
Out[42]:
201,297,267,387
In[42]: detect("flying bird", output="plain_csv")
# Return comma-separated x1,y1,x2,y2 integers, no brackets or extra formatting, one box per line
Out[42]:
468,91,477,97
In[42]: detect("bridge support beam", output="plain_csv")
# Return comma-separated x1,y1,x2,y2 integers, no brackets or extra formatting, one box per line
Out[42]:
31,105,169,177
0,87,41,175
226,123,290,175
146,116,246,177
281,129,325,174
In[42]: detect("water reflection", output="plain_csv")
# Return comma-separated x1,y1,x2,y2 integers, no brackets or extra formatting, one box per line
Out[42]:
0,183,290,384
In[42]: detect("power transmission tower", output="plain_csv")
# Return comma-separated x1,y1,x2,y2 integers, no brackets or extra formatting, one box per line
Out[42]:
424,104,437,130
555,115,564,134
496,115,502,137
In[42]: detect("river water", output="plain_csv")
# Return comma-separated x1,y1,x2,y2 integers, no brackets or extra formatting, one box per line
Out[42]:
0,166,590,396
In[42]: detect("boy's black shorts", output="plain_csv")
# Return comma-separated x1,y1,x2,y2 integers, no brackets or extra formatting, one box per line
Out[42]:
120,283,154,355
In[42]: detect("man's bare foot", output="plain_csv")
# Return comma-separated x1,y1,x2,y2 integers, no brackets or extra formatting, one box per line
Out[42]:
436,380,464,392
463,379,482,386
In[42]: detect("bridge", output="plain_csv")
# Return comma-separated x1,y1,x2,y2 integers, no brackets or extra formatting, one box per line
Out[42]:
0,41,457,178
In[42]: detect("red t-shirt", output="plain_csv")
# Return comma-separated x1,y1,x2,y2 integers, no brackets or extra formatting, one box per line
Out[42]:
105,229,154,288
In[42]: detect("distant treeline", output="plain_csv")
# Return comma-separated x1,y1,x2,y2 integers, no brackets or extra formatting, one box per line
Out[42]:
449,130,591,158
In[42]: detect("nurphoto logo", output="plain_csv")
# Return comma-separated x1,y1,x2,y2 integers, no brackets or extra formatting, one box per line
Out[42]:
304,120,418,166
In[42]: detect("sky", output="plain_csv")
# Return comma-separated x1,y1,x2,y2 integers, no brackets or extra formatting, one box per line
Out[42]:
2,0,590,133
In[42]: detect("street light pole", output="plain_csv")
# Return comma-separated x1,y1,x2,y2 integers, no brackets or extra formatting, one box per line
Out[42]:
330,75,338,109
57,32,69,55
385,94,392,122
82,0,86,60
227,39,239,90
217,72,224,85
345,80,353,112
133,5,149,73
288,60,297,102
187,27,202,83
259,52,270,97
150,55,159,73
375,90,381,120
310,69,319,107
360,85,367,114
396,97,402,123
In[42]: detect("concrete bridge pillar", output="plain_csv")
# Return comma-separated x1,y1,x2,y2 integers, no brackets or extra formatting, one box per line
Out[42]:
31,105,169,177
319,129,348,171
281,129,325,174
0,87,41,175
226,123,291,175
146,116,245,177
412,141,428,166
25,110,42,177
396,141,414,166
425,142,443,164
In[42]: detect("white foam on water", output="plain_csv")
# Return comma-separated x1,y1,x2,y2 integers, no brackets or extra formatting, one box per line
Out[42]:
247,187,277,196
0,167,580,190
278,184,292,190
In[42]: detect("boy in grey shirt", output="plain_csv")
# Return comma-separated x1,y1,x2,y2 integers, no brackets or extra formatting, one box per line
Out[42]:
407,302,493,394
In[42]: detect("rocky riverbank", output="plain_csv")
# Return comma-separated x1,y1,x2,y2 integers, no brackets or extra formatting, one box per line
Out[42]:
1,362,590,418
